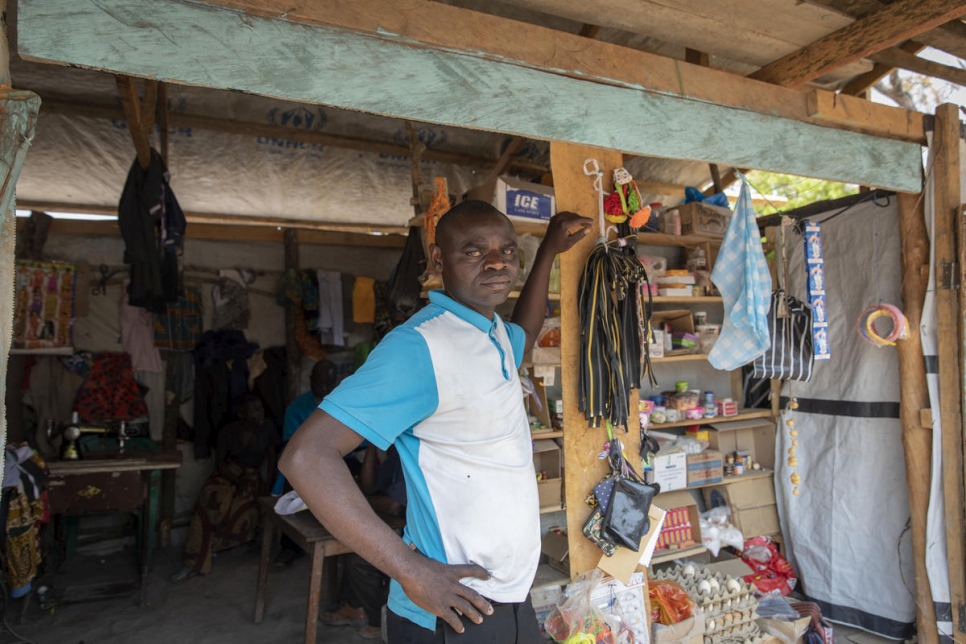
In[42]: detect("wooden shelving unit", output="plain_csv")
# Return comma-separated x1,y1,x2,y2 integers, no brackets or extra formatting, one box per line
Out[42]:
650,296,722,304
421,289,560,301
650,408,773,430
650,543,707,565
651,353,710,364
637,231,723,247
531,430,564,439
540,504,566,514
657,468,773,493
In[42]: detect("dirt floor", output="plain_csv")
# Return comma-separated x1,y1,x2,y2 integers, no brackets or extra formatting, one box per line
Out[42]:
1,545,900,644
6,546,379,644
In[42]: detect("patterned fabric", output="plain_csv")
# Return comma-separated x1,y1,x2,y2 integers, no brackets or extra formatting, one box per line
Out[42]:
154,286,203,351
12,260,76,350
709,175,772,371
183,462,260,574
73,352,149,422
5,487,47,597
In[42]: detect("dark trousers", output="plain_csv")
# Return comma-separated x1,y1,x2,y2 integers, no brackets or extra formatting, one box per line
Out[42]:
341,553,390,627
386,596,543,644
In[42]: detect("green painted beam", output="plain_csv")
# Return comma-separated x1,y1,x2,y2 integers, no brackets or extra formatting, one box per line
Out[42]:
17,0,922,192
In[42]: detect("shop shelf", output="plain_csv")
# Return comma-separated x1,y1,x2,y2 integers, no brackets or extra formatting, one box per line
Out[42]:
637,232,723,247
649,296,722,304
651,353,710,363
421,289,560,301
649,543,707,565
649,408,773,430
540,503,566,514
531,430,564,439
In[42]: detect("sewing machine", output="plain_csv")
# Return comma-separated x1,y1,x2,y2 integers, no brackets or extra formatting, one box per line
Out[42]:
47,413,130,461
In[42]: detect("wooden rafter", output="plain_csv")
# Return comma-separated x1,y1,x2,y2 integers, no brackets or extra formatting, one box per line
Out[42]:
804,0,966,60
15,199,410,237
484,137,526,186
868,48,966,87
840,40,926,96
115,75,152,168
750,0,966,88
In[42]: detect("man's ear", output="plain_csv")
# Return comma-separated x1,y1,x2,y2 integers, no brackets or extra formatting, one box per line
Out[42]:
429,244,443,273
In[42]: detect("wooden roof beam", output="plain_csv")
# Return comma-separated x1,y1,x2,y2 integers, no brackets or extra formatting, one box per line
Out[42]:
840,40,926,96
114,75,152,168
804,0,966,61
14,199,410,237
868,47,966,87
17,0,925,192
750,0,966,88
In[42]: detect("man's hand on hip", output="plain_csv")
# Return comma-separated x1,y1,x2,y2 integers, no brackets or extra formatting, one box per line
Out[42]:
398,556,494,633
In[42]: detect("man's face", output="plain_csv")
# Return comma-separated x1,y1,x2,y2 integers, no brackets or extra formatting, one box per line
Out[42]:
431,212,520,318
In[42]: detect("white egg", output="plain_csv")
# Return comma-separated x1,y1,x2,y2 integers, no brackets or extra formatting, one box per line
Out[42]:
708,578,721,591
726,578,741,593
698,579,711,594
682,564,696,577
707,619,716,631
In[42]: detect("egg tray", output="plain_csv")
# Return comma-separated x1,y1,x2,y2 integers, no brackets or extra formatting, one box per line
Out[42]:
702,630,769,644
653,565,761,640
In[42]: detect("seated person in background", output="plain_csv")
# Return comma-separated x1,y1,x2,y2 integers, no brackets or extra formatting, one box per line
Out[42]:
323,444,407,640
171,394,276,582
272,359,339,496
273,359,339,568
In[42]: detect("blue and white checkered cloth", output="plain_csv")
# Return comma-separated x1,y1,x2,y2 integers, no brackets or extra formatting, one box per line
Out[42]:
708,175,772,371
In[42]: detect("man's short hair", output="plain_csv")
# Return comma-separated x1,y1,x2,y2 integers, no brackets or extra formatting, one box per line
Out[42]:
434,200,510,247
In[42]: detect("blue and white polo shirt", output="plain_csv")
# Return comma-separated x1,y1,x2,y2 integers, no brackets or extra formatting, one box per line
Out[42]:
320,290,541,631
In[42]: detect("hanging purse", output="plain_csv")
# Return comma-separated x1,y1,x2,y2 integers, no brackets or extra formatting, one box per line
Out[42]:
601,474,659,551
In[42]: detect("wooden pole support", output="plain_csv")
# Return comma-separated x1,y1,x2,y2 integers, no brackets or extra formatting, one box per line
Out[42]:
896,191,939,644
933,102,966,634
550,141,626,577
283,228,301,406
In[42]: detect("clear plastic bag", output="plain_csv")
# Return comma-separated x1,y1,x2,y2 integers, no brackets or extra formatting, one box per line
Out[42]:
700,506,744,556
545,570,621,643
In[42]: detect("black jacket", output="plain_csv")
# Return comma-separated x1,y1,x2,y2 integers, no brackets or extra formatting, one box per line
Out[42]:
117,149,186,313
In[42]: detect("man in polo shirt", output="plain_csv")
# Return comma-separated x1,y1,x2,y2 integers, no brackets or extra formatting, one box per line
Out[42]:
280,201,590,642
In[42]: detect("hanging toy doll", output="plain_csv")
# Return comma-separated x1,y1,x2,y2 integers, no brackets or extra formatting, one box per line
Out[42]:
603,167,651,229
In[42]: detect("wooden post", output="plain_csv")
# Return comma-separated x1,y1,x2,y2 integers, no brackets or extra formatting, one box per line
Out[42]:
550,141,628,576
284,228,301,405
157,83,169,163
933,102,966,634
159,358,178,547
896,191,939,644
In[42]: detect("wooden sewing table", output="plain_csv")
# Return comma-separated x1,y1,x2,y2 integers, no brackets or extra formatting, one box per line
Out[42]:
46,451,182,605
253,496,404,644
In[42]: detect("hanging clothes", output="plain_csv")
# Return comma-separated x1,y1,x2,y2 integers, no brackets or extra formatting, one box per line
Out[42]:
317,270,344,346
708,175,772,371
73,353,149,422
154,286,203,352
120,287,163,373
352,275,376,324
192,330,258,459
3,446,49,599
211,270,252,331
117,149,186,314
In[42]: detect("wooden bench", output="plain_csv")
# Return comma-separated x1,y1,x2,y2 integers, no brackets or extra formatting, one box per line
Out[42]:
252,496,403,644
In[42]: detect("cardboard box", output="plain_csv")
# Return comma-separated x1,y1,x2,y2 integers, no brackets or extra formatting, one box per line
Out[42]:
647,450,687,492
709,418,777,469
468,176,556,223
653,611,705,644
687,450,723,487
703,477,780,538
533,439,562,508
651,309,695,335
527,378,553,431
651,489,702,555
541,529,570,575
730,504,781,537
664,202,733,238
648,328,665,359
